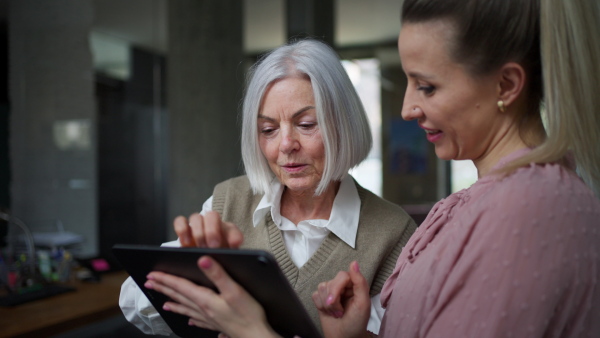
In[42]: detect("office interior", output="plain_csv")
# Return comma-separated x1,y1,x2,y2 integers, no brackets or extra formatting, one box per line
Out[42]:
0,0,477,336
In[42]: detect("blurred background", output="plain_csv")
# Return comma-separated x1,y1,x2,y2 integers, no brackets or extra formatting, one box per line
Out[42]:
1,0,477,261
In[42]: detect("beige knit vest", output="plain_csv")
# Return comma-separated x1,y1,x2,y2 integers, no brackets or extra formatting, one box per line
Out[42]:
212,175,417,332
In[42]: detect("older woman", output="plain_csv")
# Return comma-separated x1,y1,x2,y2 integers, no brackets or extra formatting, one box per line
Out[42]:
145,0,600,337
120,39,416,335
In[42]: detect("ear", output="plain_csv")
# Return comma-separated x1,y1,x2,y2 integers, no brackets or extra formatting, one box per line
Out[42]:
496,62,526,106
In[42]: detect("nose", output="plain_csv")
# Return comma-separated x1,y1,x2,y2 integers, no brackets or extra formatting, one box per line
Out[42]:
401,88,423,121
402,105,424,121
279,127,299,154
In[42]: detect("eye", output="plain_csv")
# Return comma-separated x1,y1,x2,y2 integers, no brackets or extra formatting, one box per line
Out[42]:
299,122,317,130
260,127,276,136
417,85,435,95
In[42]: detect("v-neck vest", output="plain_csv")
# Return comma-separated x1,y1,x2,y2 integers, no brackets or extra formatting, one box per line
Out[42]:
212,175,417,332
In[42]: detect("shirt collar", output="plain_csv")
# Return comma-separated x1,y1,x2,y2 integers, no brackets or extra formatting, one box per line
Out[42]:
252,179,284,227
252,175,361,248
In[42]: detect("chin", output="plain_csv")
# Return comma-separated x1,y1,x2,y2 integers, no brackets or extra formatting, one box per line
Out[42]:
283,179,318,193
433,144,460,161
434,151,454,161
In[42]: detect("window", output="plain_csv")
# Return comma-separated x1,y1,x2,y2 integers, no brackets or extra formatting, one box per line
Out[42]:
342,59,382,196
451,160,478,193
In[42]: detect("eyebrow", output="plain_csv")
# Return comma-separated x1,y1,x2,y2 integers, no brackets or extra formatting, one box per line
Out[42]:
258,105,316,121
406,71,435,80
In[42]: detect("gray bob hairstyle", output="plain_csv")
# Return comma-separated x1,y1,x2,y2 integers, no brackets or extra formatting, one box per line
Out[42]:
241,39,372,197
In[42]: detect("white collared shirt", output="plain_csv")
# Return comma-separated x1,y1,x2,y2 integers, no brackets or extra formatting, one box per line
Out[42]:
251,174,360,266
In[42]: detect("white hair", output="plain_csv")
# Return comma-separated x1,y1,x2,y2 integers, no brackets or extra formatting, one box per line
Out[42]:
241,39,372,197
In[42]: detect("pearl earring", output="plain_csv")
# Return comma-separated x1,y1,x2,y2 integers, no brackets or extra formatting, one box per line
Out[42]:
497,100,506,113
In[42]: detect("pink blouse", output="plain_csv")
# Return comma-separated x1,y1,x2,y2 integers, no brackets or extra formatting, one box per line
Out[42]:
380,149,600,337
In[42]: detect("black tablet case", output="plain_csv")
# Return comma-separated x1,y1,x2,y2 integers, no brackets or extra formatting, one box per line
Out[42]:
112,244,322,338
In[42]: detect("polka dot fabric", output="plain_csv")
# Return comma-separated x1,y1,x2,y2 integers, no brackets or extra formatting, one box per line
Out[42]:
380,149,600,337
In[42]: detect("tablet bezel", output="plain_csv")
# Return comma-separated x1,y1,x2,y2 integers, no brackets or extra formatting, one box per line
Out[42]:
112,244,321,338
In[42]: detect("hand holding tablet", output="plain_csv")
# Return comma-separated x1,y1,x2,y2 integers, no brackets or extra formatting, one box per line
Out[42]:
145,255,281,337
113,244,322,338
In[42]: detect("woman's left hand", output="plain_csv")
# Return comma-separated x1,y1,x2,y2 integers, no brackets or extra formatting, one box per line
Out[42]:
145,256,281,338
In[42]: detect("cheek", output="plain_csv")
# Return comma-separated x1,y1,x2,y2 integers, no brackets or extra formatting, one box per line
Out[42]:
307,138,326,162
259,139,276,162
429,97,465,125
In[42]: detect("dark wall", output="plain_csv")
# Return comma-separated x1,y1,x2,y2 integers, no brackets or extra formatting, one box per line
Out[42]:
96,47,167,258
0,22,9,246
0,23,9,210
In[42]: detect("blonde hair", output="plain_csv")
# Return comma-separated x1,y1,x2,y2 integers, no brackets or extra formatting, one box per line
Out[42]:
502,0,600,198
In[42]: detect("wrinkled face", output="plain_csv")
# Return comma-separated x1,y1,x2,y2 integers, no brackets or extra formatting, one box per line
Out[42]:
258,76,326,194
399,21,502,161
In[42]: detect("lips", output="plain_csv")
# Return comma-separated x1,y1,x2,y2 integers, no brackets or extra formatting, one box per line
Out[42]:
420,125,443,143
281,163,307,173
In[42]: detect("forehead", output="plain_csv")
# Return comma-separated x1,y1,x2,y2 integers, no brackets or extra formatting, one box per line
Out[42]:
398,20,457,72
259,76,315,117
262,77,313,103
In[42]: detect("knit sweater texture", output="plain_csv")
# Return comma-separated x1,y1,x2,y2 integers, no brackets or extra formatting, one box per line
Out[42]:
212,175,417,331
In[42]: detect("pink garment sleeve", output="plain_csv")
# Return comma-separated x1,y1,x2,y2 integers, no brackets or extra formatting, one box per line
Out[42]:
423,172,600,337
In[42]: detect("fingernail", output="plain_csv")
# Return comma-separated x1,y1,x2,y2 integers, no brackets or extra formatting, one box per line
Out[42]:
188,319,194,326
163,304,171,311
144,281,153,289
199,257,212,269
353,262,360,272
146,274,155,280
326,295,334,305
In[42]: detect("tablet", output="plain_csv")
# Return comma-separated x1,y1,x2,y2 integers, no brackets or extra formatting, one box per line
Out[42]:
112,244,322,338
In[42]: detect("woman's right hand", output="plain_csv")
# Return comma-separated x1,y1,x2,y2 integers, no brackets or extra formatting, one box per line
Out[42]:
174,211,244,249
312,261,372,338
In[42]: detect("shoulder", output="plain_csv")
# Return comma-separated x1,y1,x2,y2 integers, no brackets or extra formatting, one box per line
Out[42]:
464,162,600,258
482,162,599,216
214,175,251,189
355,181,417,237
212,175,259,215
444,164,600,317
213,175,252,196
356,183,413,221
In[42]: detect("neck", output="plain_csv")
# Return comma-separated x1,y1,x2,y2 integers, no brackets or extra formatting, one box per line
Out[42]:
280,181,341,225
473,121,529,178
